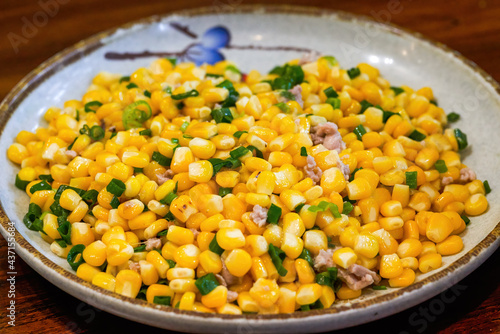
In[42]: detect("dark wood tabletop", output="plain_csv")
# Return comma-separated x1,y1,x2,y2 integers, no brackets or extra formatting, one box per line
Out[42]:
0,1,499,333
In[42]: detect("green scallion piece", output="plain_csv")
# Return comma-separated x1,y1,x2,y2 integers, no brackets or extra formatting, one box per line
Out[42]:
152,151,171,166
166,259,176,268
347,67,361,79
359,100,373,114
133,167,143,174
139,129,152,136
67,244,86,271
171,138,179,144
218,187,232,197
233,131,248,139
274,102,290,113
206,73,223,78
39,174,54,183
55,239,67,248
166,57,177,66
209,234,224,255
15,174,31,191
106,178,126,197
134,244,146,253
110,196,120,209
406,171,418,189
454,129,468,150
82,189,99,207
84,101,102,113
484,180,491,194
461,215,471,225
298,248,314,268
447,112,460,123
409,129,426,141
326,97,341,109
195,273,219,295
211,107,233,124
353,124,367,141
89,125,105,141
372,285,387,290
157,229,168,237
230,146,250,159
342,201,354,215
268,244,288,276
126,83,138,89
144,90,151,98
349,167,364,182
321,56,338,66
267,204,282,224
119,76,130,83
30,180,52,193
323,87,338,98
300,146,308,157
122,100,152,130
180,121,189,132
434,160,448,173
171,90,199,100
153,296,171,306
160,192,178,205
390,86,405,96
56,218,72,245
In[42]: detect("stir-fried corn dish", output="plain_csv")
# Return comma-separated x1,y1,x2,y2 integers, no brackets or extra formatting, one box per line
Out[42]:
7,54,491,314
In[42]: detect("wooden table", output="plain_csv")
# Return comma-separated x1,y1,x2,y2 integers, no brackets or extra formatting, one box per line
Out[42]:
0,0,499,333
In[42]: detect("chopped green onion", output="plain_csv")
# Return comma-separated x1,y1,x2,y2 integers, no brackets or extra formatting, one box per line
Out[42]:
134,245,146,253
409,130,426,141
349,167,363,182
359,100,373,114
280,90,295,101
326,97,341,109
165,211,175,221
160,192,178,205
153,296,171,306
274,102,290,113
300,305,311,311
133,167,143,174
166,259,176,268
315,272,333,287
454,129,468,150
126,83,138,89
434,160,448,173
171,138,179,144
372,285,387,290
211,107,233,124
461,215,471,225
171,89,199,100
484,180,491,194
195,273,219,295
157,229,168,237
225,65,240,74
144,90,151,98
268,244,288,276
298,248,314,268
139,129,152,136
122,100,152,130
323,87,338,98
75,109,80,121
218,187,232,197
300,147,308,157
166,57,177,66
84,101,102,113
321,56,338,66
39,174,54,183
180,121,189,132
119,76,130,83
110,196,120,209
353,125,367,141
208,157,241,174
230,146,250,159
206,73,223,78
30,180,52,193
390,87,405,96
67,244,86,271
89,125,105,141
447,112,460,123
267,204,282,224
295,203,305,213
15,174,30,190
233,130,247,139
82,189,99,207
405,171,418,189
216,80,239,108
164,86,172,94
347,67,361,79
246,145,264,159
107,178,126,197
55,239,67,248
152,151,171,166
342,201,354,215
209,234,224,255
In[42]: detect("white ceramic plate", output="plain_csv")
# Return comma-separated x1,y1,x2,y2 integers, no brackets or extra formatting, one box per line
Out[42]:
0,5,499,333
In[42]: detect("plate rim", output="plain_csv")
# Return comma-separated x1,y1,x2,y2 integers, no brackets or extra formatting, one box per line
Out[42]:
0,4,499,330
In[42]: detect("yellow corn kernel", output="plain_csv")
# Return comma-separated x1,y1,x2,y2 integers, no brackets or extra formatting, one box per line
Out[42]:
76,263,101,283
115,269,142,298
201,286,228,308
353,234,379,258
336,285,362,299
216,171,240,188
146,284,174,304
419,253,442,273
170,195,198,222
147,250,171,278
216,228,246,250
303,230,328,255
83,240,107,267
408,192,432,212
397,238,422,258
379,254,403,279
167,225,194,245
295,283,322,305
320,167,347,195
249,278,280,308
92,272,116,292
388,268,416,288
346,177,372,200
106,239,133,266
71,222,95,246
426,212,454,243
464,193,488,216
436,235,463,256
295,258,315,284
332,247,358,269
174,244,200,269
225,249,252,277
199,250,222,274
379,216,404,231
188,160,214,183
